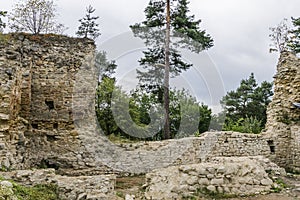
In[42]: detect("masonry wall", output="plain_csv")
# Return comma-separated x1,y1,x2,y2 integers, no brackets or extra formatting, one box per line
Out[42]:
0,34,100,171
265,52,300,172
0,36,27,169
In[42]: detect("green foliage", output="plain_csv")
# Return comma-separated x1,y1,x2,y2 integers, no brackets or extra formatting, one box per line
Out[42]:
116,191,125,198
131,0,213,51
289,17,300,54
223,116,262,134
277,110,291,125
96,78,212,141
9,0,66,34
0,11,7,32
198,104,212,133
126,88,211,140
13,183,59,200
95,52,118,136
76,5,100,40
130,0,213,139
221,73,273,132
271,178,287,193
0,165,12,172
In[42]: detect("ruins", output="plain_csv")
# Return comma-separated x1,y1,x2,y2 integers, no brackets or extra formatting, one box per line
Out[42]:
0,34,299,199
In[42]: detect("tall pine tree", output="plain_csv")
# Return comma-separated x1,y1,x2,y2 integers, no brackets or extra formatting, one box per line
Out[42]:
289,17,300,54
130,0,213,139
76,5,100,40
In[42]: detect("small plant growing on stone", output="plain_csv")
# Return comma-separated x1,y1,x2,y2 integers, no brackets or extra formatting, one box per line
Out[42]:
271,178,287,193
278,111,291,125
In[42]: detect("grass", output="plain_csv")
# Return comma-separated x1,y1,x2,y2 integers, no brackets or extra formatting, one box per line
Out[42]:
12,183,59,200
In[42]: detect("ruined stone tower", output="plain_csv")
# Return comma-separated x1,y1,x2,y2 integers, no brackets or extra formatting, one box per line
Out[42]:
0,34,98,171
265,52,300,172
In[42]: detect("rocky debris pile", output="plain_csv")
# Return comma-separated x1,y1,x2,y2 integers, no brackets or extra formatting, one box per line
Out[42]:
144,157,284,200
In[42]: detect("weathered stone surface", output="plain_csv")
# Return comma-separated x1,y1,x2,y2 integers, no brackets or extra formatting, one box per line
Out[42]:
144,157,276,199
264,52,300,172
0,180,13,188
0,169,116,200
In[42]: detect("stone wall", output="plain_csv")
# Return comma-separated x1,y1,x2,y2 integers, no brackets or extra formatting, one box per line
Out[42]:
0,169,116,199
0,34,102,172
0,35,27,169
144,157,284,200
264,52,300,172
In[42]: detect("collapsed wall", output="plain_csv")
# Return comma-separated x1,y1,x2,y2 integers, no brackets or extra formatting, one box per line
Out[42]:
264,52,300,172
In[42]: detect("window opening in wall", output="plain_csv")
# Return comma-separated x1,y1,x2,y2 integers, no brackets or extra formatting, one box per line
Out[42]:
53,122,58,129
267,140,275,154
31,123,38,129
46,135,56,142
45,100,55,110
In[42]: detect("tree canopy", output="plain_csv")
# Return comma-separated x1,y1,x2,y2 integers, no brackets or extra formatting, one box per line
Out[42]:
9,0,66,34
289,17,300,54
221,73,273,133
76,5,100,40
269,19,290,53
130,0,213,139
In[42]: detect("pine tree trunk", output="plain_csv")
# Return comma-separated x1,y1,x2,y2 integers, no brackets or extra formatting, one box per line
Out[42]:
163,0,171,140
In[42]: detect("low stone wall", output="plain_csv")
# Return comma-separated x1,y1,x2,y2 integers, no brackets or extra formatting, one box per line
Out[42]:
88,131,271,174
0,169,116,200
144,156,284,200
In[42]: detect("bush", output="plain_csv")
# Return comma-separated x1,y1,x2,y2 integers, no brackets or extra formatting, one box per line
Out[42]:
223,116,262,134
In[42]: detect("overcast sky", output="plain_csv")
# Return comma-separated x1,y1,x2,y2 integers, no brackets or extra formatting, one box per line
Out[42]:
2,0,300,112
